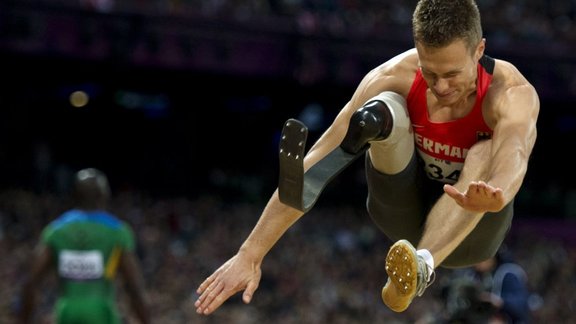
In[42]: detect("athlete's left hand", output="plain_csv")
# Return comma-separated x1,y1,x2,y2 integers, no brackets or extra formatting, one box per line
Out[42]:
444,181,505,212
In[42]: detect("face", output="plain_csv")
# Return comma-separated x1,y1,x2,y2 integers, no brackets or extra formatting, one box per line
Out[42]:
416,39,485,106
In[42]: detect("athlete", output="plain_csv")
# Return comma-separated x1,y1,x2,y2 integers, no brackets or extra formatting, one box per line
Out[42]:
18,168,151,324
195,0,539,315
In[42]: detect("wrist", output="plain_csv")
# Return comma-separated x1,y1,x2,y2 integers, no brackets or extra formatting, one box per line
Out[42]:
238,244,265,264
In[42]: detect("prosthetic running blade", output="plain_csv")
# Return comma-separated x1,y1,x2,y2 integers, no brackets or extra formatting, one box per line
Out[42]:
278,118,367,212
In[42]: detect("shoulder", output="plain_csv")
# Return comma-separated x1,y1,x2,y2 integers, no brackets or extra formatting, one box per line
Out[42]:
352,48,419,104
483,58,540,124
493,59,531,85
85,210,133,233
44,210,81,231
489,59,538,99
41,210,77,242
93,212,136,247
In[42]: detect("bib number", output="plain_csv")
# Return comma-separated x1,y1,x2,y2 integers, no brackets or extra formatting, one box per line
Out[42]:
419,153,462,184
59,250,104,280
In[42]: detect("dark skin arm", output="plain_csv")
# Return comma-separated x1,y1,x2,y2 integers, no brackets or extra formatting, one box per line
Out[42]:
18,244,54,324
118,251,151,324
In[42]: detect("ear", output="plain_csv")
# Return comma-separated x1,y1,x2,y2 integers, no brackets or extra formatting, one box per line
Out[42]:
475,38,486,61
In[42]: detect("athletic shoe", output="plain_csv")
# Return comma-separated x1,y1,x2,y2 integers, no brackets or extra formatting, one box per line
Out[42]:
381,239,434,312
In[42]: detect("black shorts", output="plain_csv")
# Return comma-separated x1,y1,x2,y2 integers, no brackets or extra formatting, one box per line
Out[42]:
365,152,513,268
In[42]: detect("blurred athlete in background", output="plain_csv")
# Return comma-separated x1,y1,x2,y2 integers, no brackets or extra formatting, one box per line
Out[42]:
19,168,151,324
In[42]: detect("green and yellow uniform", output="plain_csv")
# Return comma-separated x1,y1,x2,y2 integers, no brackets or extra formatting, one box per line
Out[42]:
42,209,135,324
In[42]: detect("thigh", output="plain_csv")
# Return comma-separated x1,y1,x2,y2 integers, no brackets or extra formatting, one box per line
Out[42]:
442,202,514,268
365,153,440,245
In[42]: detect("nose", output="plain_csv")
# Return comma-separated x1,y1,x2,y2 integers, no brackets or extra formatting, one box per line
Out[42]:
433,78,449,94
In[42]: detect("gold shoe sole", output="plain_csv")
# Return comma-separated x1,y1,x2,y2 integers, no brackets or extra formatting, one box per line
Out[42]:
385,239,418,297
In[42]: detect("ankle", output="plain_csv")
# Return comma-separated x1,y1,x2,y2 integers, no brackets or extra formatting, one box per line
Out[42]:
416,249,434,281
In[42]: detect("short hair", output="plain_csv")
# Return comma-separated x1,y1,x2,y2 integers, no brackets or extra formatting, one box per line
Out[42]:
412,0,482,51
73,168,110,209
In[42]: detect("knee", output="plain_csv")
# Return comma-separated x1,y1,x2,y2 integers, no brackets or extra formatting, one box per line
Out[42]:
340,99,393,154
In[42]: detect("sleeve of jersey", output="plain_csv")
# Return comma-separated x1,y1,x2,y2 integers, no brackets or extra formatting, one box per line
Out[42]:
40,224,56,246
105,223,136,279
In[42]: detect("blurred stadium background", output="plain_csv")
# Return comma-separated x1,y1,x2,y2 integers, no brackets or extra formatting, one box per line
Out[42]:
0,0,575,323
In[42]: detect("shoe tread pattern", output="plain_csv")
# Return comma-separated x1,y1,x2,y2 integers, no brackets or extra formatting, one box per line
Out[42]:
385,240,418,297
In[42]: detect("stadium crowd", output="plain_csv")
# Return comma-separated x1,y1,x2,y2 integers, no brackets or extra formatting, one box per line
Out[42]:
0,185,574,323
18,0,576,45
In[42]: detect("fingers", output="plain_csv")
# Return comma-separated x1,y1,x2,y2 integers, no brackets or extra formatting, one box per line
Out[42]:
468,181,487,196
468,181,501,198
194,255,261,316
443,184,464,201
195,279,228,315
242,280,259,304
445,181,505,212
196,274,216,295
195,272,224,315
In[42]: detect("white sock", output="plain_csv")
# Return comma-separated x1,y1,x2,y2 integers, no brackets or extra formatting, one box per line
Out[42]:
416,249,434,281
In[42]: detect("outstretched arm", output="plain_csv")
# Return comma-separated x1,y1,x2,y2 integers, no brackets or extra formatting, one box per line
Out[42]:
119,251,151,324
444,81,539,212
195,190,304,315
194,93,363,315
420,74,539,266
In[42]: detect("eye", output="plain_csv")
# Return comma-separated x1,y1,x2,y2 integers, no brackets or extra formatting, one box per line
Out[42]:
421,70,436,78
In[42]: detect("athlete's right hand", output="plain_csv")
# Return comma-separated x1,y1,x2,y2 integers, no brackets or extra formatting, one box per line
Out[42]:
194,253,262,315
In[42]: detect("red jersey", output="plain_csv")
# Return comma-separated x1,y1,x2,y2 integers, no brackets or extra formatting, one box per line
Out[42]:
406,55,495,184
